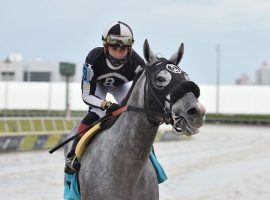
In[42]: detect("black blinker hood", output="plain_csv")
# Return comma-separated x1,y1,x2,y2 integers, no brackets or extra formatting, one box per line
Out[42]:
170,81,200,104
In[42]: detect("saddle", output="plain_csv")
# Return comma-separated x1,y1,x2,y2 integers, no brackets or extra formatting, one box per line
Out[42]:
75,123,101,160
75,116,117,160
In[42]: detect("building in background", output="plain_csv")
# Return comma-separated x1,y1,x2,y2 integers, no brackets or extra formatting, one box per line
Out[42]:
235,61,270,85
235,73,252,85
255,61,270,85
0,54,82,82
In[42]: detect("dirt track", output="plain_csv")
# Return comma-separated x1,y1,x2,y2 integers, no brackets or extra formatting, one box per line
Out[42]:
158,124,270,200
0,124,270,200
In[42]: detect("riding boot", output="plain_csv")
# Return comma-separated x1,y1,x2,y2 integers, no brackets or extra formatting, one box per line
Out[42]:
64,136,81,174
64,112,100,174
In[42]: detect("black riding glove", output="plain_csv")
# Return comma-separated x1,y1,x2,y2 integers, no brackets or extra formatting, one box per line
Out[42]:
104,102,121,116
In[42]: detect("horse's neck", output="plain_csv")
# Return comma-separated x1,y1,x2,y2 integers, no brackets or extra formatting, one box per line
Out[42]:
113,73,158,159
114,110,158,159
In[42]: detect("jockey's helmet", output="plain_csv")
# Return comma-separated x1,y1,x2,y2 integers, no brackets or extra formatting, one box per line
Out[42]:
102,21,134,67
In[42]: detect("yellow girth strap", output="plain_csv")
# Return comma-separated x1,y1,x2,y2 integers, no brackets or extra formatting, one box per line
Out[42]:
75,123,102,160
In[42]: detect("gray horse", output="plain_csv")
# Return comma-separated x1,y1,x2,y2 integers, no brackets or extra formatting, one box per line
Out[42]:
77,40,205,200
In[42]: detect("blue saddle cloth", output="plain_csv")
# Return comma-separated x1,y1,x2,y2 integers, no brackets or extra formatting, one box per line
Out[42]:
64,173,81,200
63,151,167,200
149,150,168,184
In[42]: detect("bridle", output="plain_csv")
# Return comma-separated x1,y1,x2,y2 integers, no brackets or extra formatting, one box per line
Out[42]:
123,60,199,134
144,62,185,133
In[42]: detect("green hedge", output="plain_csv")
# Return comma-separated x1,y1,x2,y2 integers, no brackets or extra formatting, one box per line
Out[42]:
1,110,270,126
205,114,270,124
0,118,79,134
0,109,86,117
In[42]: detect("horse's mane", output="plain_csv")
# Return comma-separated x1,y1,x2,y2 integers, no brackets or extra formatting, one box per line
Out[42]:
119,57,171,106
119,58,175,106
120,69,144,106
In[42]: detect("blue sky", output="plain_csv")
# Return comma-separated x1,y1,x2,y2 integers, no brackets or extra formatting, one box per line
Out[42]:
1,0,270,84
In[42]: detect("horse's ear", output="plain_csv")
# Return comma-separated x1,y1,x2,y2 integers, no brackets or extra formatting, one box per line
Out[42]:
169,43,184,65
143,39,157,64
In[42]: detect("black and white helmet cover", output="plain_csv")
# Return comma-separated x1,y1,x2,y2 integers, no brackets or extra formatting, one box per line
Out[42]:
102,21,134,67
102,21,134,45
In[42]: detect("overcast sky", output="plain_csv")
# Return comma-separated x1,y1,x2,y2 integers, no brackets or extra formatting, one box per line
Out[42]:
1,0,270,84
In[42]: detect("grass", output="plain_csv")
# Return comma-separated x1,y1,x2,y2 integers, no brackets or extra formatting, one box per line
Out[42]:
0,121,5,132
55,120,65,130
20,120,31,132
67,120,76,130
32,120,43,131
6,120,18,133
0,109,85,117
44,120,54,131
0,118,80,135
0,110,270,135
205,114,270,125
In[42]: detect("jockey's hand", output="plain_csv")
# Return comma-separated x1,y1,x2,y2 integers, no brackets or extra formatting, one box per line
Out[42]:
104,102,121,116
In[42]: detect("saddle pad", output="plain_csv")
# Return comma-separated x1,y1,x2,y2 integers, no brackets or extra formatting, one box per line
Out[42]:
149,150,168,184
64,173,80,200
75,123,101,159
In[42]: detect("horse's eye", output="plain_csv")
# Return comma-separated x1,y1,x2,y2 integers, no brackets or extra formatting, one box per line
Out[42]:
156,76,166,82
154,70,172,89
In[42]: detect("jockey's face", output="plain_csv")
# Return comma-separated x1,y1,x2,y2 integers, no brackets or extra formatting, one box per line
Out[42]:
108,46,129,59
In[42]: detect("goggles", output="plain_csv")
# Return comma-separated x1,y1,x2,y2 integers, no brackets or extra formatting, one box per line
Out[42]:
104,35,134,47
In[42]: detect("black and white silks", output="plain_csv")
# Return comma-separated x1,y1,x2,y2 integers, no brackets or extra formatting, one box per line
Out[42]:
81,47,145,116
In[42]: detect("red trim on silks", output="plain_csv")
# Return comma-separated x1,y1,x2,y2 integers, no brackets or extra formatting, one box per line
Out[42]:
77,123,90,136
111,105,128,116
75,106,128,137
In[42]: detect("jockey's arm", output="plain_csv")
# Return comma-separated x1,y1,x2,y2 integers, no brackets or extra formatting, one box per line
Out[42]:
81,63,109,110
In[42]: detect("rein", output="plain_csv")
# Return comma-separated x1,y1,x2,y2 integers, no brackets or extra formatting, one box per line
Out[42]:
112,105,164,125
116,63,185,132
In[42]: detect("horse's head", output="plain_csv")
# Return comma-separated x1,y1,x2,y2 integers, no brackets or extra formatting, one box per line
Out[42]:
142,39,205,135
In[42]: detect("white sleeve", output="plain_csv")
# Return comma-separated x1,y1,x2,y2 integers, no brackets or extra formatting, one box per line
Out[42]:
81,63,103,108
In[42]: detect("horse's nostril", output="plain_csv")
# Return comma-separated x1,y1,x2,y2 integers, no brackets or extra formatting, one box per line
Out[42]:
187,107,198,116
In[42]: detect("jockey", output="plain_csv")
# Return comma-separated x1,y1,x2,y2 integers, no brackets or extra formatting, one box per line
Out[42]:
65,21,146,174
